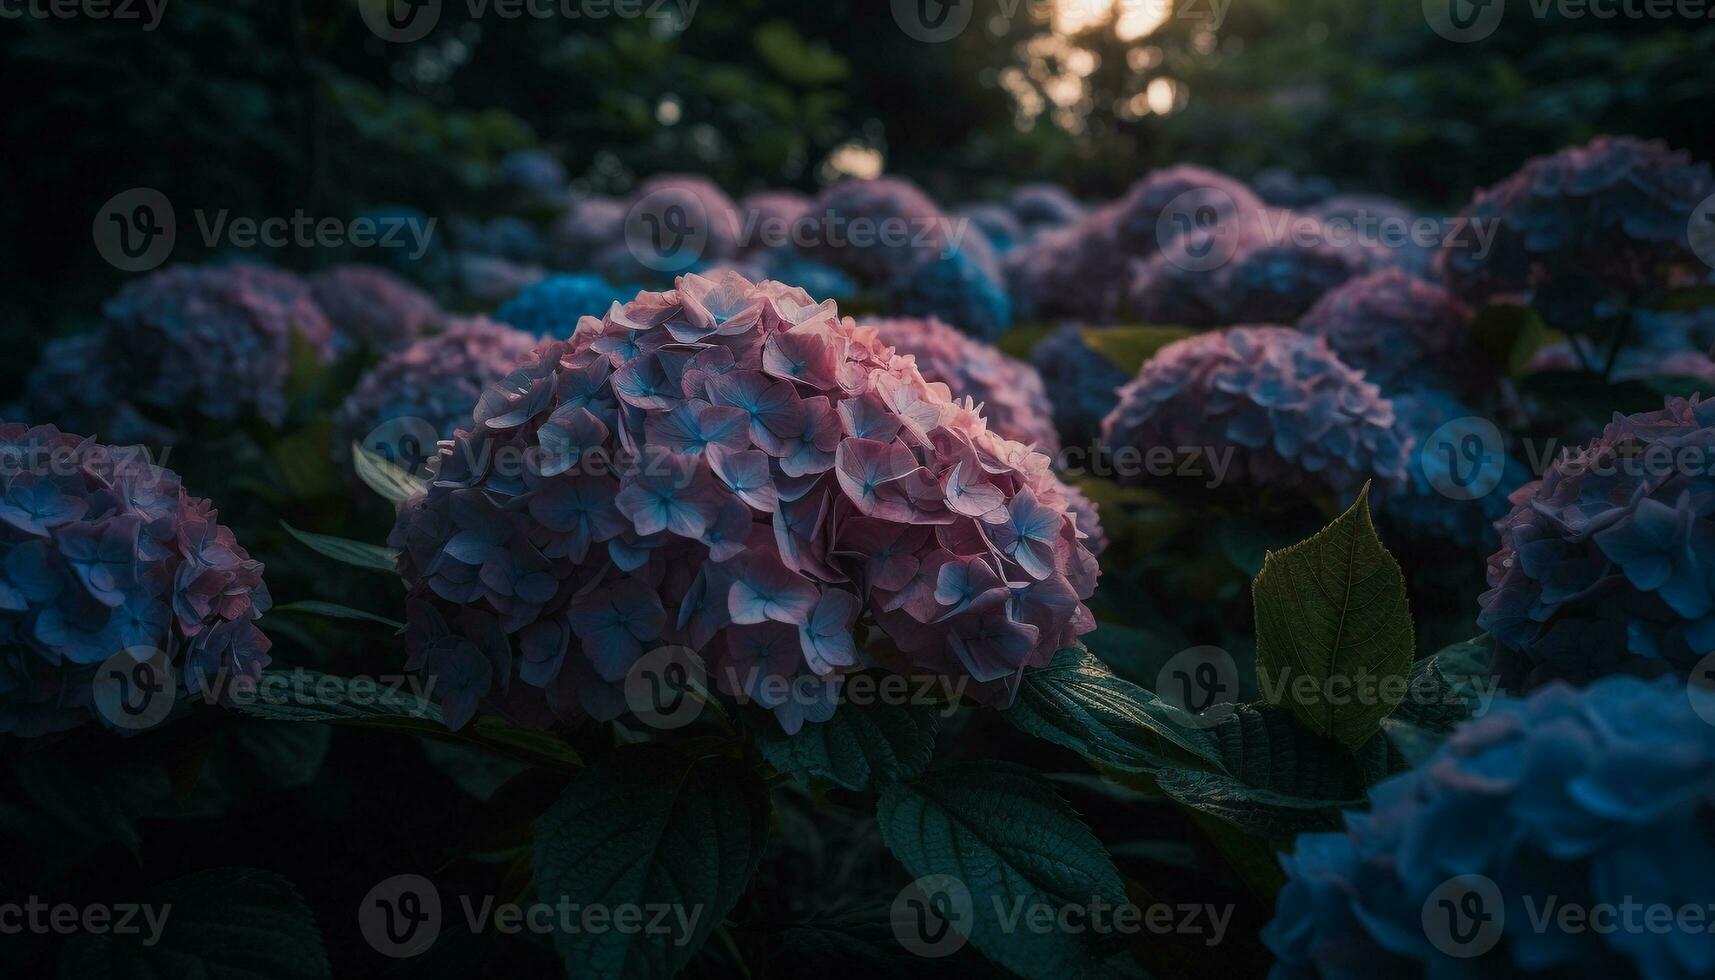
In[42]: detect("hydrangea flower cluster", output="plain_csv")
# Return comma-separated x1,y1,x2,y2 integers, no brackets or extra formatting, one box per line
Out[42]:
1382,388,1529,550
956,204,1026,254
1307,194,1437,279
549,195,627,270
495,274,642,337
1264,675,1715,980
0,423,272,736
883,244,1014,339
1250,167,1336,208
38,264,337,434
756,253,857,302
1029,326,1133,449
1128,212,1375,328
1298,270,1480,396
1101,326,1408,501
799,177,951,286
1008,166,1264,322
452,215,546,264
389,271,1099,731
17,333,173,447
452,252,545,307
1010,182,1084,234
332,318,538,472
631,173,745,265
1438,137,1714,316
865,317,1060,453
1479,395,1715,690
308,264,441,352
738,191,812,253
492,149,568,209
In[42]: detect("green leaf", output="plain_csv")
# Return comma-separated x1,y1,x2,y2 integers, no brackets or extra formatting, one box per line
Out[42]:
752,699,939,791
1254,482,1415,750
271,421,341,499
1006,646,1223,772
1469,302,1546,377
271,599,404,631
58,868,330,979
1078,324,1195,374
222,668,443,727
877,761,1127,980
280,521,400,573
533,745,768,980
352,441,429,505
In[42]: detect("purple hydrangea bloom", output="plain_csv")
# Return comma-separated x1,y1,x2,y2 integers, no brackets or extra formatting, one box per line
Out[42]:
884,244,1014,340
495,274,642,337
798,177,953,286
1008,165,1265,322
41,264,336,434
548,195,628,270
308,264,441,352
1382,387,1530,550
390,271,1099,732
1058,481,1107,558
452,252,546,307
1129,210,1378,328
493,149,568,209
631,173,745,264
956,204,1027,254
1299,270,1481,396
452,216,546,264
18,333,175,446
1264,675,1715,980
866,316,1060,453
1029,325,1133,449
738,191,813,253
1101,326,1408,501
333,318,538,472
1249,168,1336,209
1307,194,1438,279
1010,183,1084,235
1479,396,1715,690
1438,137,1714,316
0,424,271,735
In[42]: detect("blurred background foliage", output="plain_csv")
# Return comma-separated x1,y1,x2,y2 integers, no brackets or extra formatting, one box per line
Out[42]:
3,0,1712,382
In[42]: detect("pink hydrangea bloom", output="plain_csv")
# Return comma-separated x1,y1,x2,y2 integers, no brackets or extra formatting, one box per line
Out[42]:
797,177,953,286
1297,269,1480,396
1101,326,1408,501
390,271,1099,732
864,316,1060,454
309,264,441,352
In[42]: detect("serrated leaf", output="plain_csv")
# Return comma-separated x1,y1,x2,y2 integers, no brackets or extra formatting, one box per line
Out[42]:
280,521,400,573
271,599,404,630
877,761,1127,980
533,746,768,980
58,867,330,979
352,441,429,505
752,700,939,791
222,668,443,726
1006,646,1222,772
1254,482,1414,750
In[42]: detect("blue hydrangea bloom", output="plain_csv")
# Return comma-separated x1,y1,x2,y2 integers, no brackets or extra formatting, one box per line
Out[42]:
1480,395,1715,690
758,254,856,302
1265,675,1715,980
956,204,1027,254
1029,326,1132,449
885,245,1013,340
493,149,567,209
1299,270,1483,398
0,424,272,736
1382,388,1530,550
495,274,641,337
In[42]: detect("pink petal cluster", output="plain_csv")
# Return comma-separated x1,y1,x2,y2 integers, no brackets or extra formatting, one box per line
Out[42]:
389,271,1099,731
309,264,441,352
1297,269,1479,395
864,316,1061,454
1007,165,1264,322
